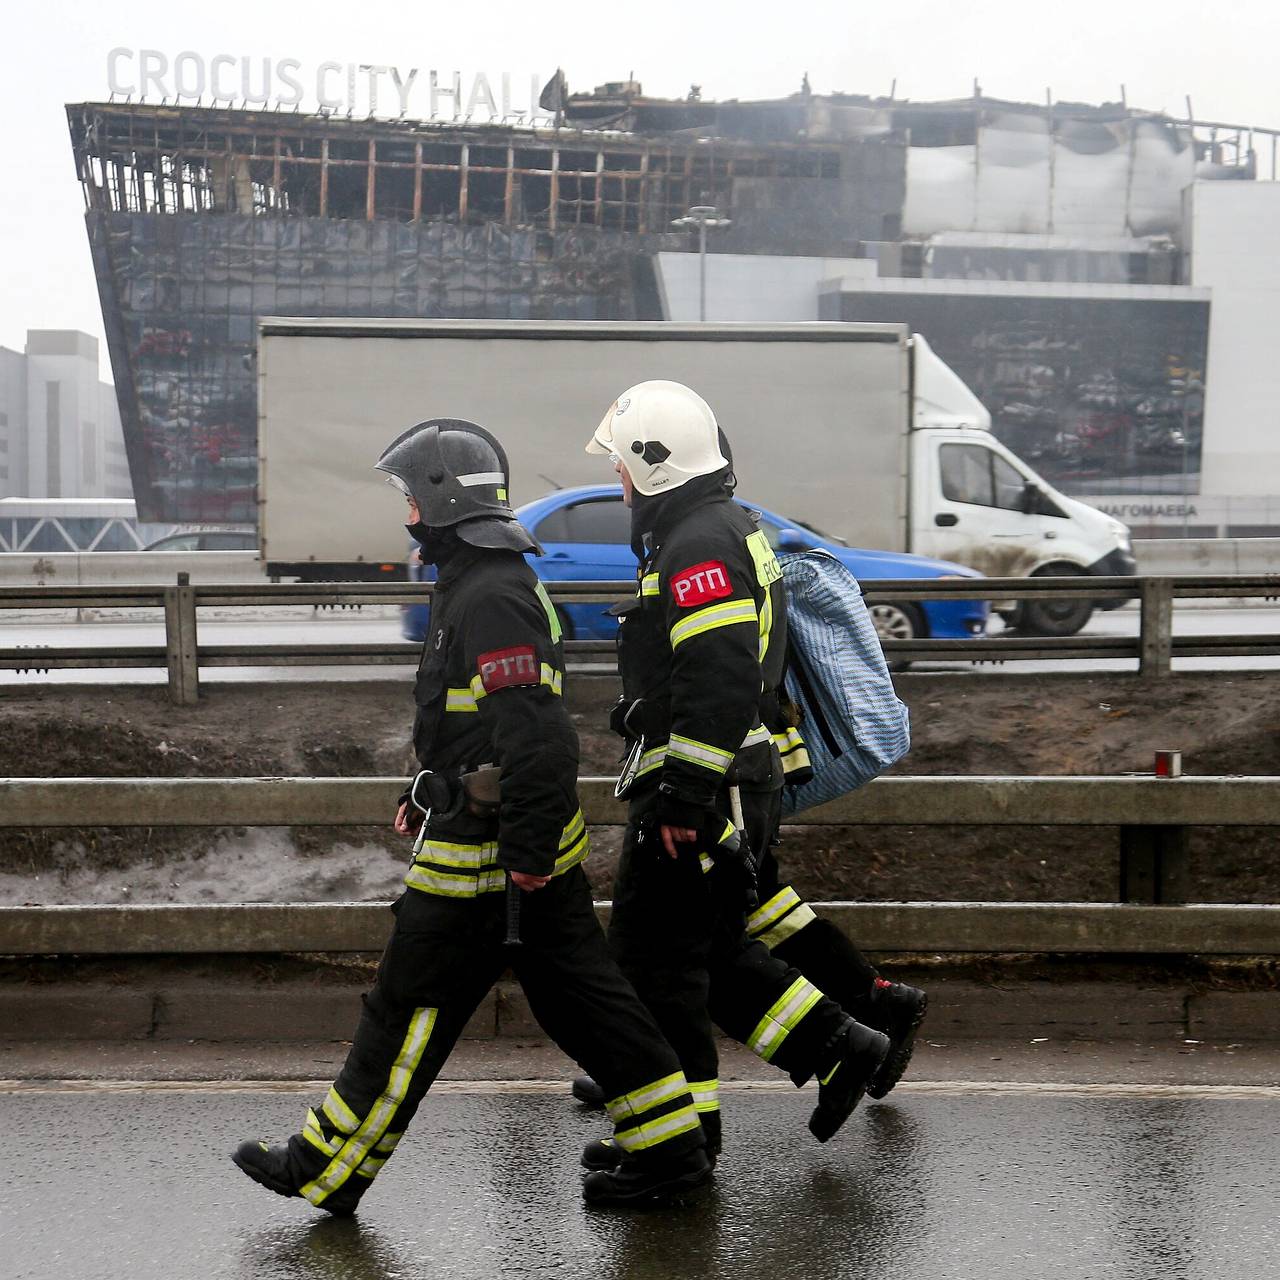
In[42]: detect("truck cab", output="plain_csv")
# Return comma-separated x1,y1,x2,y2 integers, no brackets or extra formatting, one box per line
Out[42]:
906,336,1135,634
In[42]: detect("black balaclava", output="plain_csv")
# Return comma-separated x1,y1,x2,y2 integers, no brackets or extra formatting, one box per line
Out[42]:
408,522,465,568
629,464,735,562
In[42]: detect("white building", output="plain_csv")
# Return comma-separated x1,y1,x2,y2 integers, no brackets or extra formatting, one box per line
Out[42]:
0,330,131,500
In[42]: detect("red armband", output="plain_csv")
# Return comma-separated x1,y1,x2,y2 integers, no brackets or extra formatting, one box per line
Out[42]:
477,645,539,692
669,560,733,608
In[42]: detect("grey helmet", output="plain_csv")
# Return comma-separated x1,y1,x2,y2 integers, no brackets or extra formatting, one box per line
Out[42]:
374,419,539,554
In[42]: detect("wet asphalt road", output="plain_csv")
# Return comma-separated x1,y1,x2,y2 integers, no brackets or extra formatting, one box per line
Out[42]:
5,1083,1276,1280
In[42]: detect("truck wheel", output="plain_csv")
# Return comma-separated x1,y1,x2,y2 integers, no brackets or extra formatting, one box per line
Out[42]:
1020,564,1094,637
870,602,925,671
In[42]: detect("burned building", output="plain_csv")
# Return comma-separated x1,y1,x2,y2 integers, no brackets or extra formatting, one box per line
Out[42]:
69,88,1270,520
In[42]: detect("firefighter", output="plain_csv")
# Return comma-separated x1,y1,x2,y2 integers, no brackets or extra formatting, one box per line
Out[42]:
581,414,930,1112
232,419,710,1212
578,382,897,1166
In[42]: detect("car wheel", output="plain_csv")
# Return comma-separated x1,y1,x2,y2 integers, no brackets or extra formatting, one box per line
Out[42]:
869,601,924,671
1020,564,1094,637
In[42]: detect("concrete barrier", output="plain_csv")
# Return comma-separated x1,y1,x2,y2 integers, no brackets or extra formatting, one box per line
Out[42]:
3,774,1279,829
4,901,1279,957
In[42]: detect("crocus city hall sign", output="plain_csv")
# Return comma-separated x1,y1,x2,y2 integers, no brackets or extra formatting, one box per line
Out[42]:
106,49,554,122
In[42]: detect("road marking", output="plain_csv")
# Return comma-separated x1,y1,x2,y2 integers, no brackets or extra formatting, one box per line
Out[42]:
2,1078,1280,1100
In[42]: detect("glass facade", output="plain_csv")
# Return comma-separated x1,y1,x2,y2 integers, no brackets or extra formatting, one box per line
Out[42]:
828,290,1210,496
88,211,639,521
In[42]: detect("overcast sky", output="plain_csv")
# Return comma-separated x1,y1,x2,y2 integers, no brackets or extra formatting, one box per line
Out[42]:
3,0,1277,380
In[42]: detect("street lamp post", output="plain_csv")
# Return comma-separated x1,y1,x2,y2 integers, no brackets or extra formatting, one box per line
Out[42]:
671,205,732,320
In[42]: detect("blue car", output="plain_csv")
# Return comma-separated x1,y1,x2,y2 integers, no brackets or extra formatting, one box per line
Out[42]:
403,485,988,643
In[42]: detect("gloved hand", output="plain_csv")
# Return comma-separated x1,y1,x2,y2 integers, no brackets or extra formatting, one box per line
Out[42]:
655,789,716,859
708,826,759,914
608,696,631,740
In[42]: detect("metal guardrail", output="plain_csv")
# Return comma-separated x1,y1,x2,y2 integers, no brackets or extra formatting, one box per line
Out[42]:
3,573,1280,700
2,774,1277,956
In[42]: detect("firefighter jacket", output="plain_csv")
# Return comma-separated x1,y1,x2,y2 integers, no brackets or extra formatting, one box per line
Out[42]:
407,545,587,893
617,489,789,816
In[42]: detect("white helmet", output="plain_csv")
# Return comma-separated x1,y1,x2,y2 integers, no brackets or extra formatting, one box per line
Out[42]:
586,380,728,496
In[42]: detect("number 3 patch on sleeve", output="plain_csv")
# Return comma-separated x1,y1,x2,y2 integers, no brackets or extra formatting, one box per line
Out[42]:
477,645,540,692
670,561,733,608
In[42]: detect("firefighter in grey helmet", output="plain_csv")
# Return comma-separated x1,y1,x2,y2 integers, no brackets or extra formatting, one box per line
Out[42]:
232,417,711,1213
375,417,539,553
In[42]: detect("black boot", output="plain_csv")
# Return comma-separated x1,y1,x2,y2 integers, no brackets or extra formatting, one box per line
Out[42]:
231,1140,359,1217
808,1021,890,1144
581,1136,623,1171
582,1112,721,1172
582,1147,713,1208
571,1074,606,1108
863,979,929,1100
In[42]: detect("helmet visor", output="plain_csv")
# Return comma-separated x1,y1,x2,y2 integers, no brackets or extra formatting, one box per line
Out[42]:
585,402,616,455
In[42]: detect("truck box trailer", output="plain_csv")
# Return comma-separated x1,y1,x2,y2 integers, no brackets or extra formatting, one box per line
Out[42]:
257,319,1134,633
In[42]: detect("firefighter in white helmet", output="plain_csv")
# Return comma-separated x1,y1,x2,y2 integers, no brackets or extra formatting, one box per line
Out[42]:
577,379,926,1166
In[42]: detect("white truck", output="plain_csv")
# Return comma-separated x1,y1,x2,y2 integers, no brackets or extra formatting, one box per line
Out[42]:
257,319,1134,634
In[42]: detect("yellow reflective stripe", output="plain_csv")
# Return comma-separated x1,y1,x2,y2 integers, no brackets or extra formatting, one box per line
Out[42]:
699,853,715,875
445,687,478,713
773,725,811,774
667,733,735,774
640,573,660,597
554,831,589,875
303,1109,342,1156
301,1007,437,1205
404,865,506,897
717,820,736,844
540,663,564,695
632,722,771,783
746,528,783,587
415,841,500,870
323,1087,359,1135
757,903,818,951
375,1131,404,1155
747,978,824,1062
613,1104,701,1153
748,887,803,938
355,1154,387,1178
534,581,562,644
605,1071,689,1122
669,598,759,649
302,1127,340,1159
558,809,586,849
758,585,773,663
407,812,589,896
688,1079,720,1114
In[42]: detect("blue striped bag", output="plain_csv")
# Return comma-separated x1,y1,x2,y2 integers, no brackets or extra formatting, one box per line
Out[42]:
778,550,911,816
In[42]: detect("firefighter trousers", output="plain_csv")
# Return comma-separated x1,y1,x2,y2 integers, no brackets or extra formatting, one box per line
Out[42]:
608,798,853,1142
739,785,881,1024
284,867,703,1210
